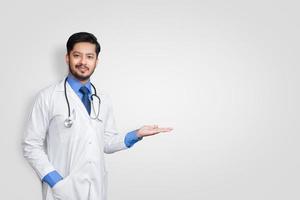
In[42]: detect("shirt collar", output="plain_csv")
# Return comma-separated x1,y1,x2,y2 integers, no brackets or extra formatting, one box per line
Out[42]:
67,73,92,94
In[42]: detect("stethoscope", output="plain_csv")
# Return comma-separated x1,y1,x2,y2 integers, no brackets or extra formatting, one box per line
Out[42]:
64,77,102,128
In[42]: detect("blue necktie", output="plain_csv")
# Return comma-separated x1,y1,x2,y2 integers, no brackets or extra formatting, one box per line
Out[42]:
79,86,91,115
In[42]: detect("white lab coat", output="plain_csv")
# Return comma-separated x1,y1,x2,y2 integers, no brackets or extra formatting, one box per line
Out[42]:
22,79,128,200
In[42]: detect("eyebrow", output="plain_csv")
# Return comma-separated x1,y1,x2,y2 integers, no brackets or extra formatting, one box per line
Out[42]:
72,51,96,55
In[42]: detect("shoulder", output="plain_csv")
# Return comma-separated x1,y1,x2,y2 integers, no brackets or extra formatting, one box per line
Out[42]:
98,90,110,100
34,80,62,104
98,91,113,106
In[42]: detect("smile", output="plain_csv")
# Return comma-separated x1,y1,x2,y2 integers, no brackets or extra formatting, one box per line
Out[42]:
76,65,89,72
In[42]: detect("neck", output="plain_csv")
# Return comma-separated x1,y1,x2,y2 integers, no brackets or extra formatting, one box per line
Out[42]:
79,79,89,84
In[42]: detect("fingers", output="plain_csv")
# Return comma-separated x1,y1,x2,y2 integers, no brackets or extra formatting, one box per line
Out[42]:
144,125,172,130
149,127,173,134
140,125,173,136
138,125,173,137
157,127,173,132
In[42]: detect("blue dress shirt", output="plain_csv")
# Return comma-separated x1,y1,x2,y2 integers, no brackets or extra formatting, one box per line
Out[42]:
42,74,142,187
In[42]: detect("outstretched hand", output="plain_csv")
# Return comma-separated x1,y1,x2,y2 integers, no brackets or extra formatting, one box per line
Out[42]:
136,125,173,138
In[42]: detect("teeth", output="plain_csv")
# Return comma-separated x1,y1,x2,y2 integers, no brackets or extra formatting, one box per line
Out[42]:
77,66,87,70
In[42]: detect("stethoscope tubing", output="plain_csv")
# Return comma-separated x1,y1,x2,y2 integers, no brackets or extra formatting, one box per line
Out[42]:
64,77,101,127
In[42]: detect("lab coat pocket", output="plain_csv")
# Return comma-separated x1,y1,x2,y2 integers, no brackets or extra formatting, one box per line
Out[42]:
52,176,72,200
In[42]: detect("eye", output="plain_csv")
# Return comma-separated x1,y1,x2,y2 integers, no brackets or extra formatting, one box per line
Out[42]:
73,54,80,58
87,55,94,59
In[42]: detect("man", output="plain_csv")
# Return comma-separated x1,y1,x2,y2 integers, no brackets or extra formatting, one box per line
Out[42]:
22,32,173,200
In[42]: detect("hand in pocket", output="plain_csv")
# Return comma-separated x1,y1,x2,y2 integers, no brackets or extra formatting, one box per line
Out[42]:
52,176,71,200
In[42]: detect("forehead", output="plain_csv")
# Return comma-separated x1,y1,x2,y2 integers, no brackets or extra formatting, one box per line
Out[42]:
71,42,96,54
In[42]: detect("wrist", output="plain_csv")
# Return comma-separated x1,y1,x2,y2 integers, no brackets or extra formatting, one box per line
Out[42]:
136,129,143,138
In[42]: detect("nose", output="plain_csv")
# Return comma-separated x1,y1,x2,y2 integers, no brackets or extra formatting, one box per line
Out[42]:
80,56,87,65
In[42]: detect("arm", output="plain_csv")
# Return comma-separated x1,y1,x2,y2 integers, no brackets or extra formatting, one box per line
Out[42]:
103,95,173,153
103,95,129,154
22,91,61,187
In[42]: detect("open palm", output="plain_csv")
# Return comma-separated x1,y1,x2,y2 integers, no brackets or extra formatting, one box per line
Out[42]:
136,125,173,137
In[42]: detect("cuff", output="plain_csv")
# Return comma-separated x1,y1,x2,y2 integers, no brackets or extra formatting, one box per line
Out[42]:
42,170,63,188
124,130,143,148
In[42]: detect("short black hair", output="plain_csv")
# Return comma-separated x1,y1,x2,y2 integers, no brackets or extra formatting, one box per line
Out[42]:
66,32,101,56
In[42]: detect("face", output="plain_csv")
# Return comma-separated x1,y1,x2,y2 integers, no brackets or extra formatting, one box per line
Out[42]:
66,42,98,83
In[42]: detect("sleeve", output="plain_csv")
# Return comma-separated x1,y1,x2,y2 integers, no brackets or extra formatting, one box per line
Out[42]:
103,95,129,154
42,170,63,187
22,91,56,180
124,130,143,148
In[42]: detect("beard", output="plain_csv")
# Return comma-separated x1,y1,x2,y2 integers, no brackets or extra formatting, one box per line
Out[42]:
68,62,95,82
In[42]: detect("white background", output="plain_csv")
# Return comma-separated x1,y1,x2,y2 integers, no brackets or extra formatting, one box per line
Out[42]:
0,0,299,199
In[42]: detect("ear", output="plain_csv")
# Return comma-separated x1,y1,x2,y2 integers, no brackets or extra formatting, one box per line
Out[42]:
65,53,69,65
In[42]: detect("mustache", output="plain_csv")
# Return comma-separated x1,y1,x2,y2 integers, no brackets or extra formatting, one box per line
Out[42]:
75,64,88,68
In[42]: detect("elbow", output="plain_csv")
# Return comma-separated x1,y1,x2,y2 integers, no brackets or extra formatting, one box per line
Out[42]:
21,139,43,161
103,146,115,154
22,140,33,160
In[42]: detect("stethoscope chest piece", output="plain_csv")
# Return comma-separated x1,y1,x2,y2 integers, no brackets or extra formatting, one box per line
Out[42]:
64,118,73,128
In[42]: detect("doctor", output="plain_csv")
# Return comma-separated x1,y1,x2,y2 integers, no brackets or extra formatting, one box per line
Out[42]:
22,32,173,200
